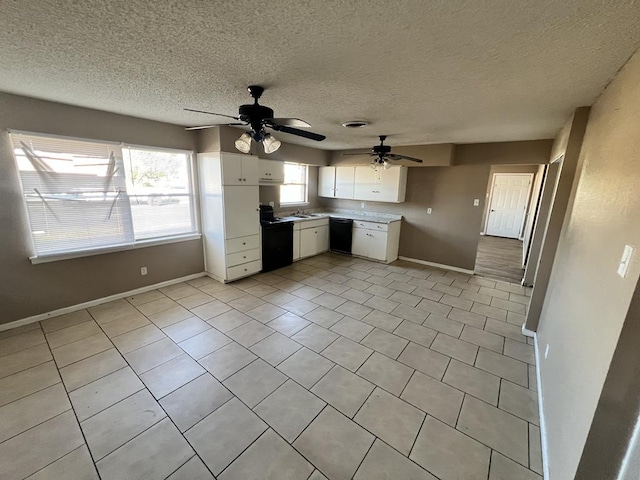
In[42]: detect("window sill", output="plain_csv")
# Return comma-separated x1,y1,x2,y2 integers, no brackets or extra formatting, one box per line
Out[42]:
280,202,310,208
29,233,202,265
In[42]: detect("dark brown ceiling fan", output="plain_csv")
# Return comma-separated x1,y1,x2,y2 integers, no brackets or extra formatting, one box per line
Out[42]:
184,85,325,153
342,135,424,168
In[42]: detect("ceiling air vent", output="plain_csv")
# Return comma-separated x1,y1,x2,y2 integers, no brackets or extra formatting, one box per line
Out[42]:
341,121,369,128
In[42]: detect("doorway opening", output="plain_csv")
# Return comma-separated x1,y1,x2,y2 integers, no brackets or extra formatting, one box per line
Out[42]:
475,165,546,284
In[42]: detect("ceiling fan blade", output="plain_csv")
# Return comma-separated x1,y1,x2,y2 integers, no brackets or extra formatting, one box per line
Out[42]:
184,108,241,121
341,152,373,156
184,125,220,131
271,125,326,141
386,153,424,163
265,118,311,128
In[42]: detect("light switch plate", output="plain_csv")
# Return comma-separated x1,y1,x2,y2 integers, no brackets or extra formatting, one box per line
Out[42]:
617,245,634,278
427,208,432,214
473,199,480,206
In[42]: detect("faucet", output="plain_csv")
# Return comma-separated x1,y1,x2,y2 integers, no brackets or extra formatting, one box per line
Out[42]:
294,208,301,215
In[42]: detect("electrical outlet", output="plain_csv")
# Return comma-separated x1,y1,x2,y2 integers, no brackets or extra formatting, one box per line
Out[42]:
361,202,366,208
140,267,148,276
269,201,275,207
473,199,480,206
427,208,432,214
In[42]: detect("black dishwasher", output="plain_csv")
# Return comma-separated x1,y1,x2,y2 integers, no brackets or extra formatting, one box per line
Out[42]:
329,217,353,254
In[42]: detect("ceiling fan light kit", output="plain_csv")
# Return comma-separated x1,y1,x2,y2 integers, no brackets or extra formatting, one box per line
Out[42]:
343,135,425,168
262,133,281,154
234,132,252,153
185,85,325,154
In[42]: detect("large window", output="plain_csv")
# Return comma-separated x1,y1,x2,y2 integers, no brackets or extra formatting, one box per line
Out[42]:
280,162,308,205
10,131,197,260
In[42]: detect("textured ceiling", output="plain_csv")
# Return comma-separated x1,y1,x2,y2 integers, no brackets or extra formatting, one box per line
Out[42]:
1,0,639,150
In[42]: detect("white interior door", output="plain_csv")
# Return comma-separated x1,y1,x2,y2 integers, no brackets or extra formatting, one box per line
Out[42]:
485,174,533,239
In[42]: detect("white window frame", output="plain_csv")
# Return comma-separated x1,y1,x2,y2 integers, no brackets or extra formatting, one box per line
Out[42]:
279,162,309,206
9,130,200,264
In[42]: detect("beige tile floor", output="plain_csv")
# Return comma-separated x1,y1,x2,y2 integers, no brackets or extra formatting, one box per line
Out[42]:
0,253,542,480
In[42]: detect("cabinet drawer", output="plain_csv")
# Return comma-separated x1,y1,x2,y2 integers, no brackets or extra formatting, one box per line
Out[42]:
226,235,260,254
353,220,388,232
299,218,329,229
226,248,260,267
227,260,261,280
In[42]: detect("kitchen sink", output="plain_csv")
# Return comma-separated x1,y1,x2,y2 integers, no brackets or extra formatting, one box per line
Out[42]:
293,214,312,218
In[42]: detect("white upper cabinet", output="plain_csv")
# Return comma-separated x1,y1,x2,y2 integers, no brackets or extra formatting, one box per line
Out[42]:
259,159,285,184
318,166,355,199
221,153,259,186
318,166,336,197
335,167,355,198
353,165,407,203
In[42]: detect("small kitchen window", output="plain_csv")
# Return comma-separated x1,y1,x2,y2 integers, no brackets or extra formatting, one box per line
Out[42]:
10,131,198,262
280,162,308,205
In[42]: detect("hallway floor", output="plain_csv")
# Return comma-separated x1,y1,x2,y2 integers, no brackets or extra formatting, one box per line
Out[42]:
0,253,541,480
475,235,526,284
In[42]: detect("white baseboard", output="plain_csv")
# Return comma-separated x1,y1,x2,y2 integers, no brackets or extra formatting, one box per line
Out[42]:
534,334,550,480
398,256,475,275
0,272,207,333
522,325,536,338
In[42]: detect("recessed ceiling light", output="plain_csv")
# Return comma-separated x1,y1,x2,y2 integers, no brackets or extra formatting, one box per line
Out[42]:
341,121,369,128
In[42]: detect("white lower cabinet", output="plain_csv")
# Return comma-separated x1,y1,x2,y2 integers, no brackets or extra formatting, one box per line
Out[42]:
293,229,301,260
298,219,329,259
351,220,401,263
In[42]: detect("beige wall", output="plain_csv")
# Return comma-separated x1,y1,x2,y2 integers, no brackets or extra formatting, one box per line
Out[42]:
454,139,552,165
535,49,640,479
525,108,590,330
322,140,551,271
0,93,204,325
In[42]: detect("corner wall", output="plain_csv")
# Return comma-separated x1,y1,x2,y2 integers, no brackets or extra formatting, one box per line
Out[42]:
0,93,204,325
534,49,640,479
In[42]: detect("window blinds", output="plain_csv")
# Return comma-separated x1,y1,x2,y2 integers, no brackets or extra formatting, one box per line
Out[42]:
10,132,196,258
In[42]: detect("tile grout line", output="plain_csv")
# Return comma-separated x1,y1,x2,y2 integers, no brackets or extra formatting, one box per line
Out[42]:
86,311,219,480
39,320,104,480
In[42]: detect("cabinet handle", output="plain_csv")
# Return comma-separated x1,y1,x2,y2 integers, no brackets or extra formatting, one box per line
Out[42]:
243,255,246,259
239,178,242,181
244,268,247,272
242,242,246,245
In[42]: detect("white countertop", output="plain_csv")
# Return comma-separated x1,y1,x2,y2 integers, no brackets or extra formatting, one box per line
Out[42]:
277,210,402,224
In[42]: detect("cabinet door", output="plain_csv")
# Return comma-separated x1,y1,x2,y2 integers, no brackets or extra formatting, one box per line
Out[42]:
318,167,336,198
241,157,259,185
299,228,317,258
314,225,329,254
221,154,244,186
377,166,406,202
351,228,369,257
335,167,355,199
259,159,284,184
293,230,301,260
223,186,259,239
368,230,388,261
354,166,377,200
